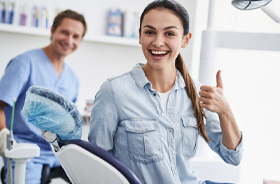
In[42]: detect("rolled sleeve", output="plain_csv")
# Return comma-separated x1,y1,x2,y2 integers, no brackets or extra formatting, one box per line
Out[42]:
205,110,244,166
219,132,244,166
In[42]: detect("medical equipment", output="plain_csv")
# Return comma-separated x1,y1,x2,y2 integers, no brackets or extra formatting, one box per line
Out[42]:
199,0,280,86
22,85,141,184
4,98,40,184
21,85,82,142
41,132,142,184
231,0,280,23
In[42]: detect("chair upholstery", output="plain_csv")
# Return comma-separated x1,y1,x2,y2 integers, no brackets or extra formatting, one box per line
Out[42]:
55,139,141,184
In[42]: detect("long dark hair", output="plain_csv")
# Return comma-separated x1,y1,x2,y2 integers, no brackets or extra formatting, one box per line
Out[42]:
140,0,210,142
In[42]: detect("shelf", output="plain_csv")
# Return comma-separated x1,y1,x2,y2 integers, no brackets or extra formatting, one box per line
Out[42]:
0,23,50,37
85,35,140,47
0,23,140,47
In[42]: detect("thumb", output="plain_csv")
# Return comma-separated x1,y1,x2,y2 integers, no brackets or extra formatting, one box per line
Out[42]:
216,70,223,88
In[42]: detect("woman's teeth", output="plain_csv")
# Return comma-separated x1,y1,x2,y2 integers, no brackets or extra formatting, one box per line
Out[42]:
151,50,167,55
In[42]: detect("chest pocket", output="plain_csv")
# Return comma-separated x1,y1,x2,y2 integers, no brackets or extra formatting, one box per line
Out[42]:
123,120,163,164
181,116,198,159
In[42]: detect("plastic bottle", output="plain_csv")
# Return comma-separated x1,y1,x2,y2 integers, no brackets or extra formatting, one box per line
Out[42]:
31,6,37,27
1,1,6,23
123,10,139,38
7,2,14,24
40,7,47,29
19,3,27,26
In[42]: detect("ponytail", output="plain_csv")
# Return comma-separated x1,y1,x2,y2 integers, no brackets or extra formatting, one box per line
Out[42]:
175,53,210,142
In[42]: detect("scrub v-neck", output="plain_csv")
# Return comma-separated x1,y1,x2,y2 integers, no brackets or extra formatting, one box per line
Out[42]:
40,49,66,86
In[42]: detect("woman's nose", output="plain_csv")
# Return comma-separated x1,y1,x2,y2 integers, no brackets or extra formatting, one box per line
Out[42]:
152,35,165,47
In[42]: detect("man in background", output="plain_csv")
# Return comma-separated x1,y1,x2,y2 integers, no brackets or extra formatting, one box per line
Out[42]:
0,9,87,184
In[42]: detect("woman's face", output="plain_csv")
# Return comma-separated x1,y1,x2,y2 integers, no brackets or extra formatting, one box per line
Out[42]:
139,9,191,71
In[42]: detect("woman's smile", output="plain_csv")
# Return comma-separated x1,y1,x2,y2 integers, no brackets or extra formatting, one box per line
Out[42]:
139,9,188,71
149,49,170,60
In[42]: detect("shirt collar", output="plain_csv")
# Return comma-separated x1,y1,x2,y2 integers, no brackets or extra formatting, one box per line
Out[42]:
131,63,151,89
175,70,186,89
131,63,186,90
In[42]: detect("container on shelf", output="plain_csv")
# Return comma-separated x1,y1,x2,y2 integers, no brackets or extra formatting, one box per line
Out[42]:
108,8,123,37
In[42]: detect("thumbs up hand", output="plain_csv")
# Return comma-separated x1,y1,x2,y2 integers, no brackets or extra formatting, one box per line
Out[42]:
216,70,223,89
199,70,229,114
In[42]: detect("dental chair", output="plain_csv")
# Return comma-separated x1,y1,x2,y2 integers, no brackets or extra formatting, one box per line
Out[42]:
1,138,141,184
50,138,141,184
20,86,141,184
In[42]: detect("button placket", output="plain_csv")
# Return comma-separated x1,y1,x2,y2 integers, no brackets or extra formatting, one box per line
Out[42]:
168,128,177,177
167,90,175,121
150,90,162,116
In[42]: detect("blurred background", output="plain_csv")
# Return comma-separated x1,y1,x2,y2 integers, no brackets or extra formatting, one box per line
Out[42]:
0,0,279,183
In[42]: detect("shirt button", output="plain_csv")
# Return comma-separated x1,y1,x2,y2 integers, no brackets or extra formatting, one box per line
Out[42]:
170,129,173,133
161,112,164,116
153,93,156,96
170,109,173,113
174,171,177,174
172,151,175,154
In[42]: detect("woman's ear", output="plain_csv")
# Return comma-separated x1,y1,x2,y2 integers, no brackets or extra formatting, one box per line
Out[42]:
181,32,192,48
139,28,142,45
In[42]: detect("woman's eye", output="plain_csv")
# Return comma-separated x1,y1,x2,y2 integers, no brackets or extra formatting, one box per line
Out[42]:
166,32,175,36
145,31,155,35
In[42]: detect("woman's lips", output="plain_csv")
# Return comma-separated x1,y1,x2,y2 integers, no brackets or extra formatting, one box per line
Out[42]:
149,50,169,60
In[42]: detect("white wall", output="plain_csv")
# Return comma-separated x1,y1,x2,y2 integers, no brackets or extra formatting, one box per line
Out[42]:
193,0,280,183
215,49,280,184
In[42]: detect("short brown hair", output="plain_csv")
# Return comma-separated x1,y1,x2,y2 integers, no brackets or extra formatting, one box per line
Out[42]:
52,9,87,37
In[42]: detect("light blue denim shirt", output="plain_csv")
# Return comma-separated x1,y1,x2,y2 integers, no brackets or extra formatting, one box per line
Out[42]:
89,63,243,184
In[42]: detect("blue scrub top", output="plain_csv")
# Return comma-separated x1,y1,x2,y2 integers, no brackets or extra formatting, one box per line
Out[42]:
0,49,79,166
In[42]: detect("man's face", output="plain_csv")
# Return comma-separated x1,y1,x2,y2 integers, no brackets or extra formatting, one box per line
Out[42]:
51,18,84,57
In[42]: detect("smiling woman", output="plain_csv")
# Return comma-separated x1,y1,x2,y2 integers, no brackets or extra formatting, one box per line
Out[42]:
140,9,191,73
88,0,243,184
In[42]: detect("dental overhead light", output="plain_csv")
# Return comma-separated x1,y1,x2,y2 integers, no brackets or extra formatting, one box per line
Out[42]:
232,0,272,10
232,0,280,23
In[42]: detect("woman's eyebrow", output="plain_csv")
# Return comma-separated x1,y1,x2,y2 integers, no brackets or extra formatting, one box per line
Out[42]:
143,25,178,30
163,26,178,30
143,25,156,30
